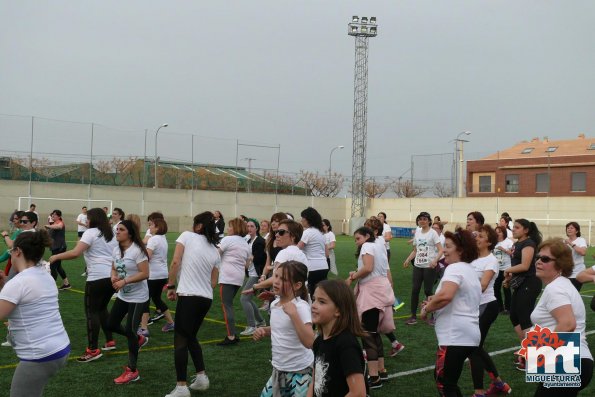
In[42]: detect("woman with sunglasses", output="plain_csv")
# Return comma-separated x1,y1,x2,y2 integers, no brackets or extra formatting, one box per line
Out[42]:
504,218,542,371
420,229,480,397
530,238,593,396
0,230,70,397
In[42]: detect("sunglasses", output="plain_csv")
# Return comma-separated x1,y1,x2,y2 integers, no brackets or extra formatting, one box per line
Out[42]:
274,229,288,236
536,255,555,264
19,219,30,224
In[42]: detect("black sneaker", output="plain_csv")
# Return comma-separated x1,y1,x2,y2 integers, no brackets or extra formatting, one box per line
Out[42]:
58,284,72,290
147,311,165,325
368,376,383,389
379,370,388,382
217,336,240,346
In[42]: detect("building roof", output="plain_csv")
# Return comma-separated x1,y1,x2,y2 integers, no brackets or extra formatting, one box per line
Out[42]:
479,134,595,161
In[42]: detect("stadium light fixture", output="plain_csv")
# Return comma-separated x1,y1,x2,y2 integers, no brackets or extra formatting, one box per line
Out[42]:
154,123,169,188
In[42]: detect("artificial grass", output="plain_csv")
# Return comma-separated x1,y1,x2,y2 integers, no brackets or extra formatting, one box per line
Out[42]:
1,233,594,396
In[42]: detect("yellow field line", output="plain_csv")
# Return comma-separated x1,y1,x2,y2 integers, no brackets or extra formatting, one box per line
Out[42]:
63,288,243,327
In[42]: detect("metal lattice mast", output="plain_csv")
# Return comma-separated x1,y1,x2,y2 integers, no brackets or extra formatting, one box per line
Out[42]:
348,16,377,218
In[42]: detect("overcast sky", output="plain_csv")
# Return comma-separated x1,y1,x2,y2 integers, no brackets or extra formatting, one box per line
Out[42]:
1,0,594,182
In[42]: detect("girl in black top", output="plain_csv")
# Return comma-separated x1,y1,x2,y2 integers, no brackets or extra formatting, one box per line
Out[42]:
44,210,70,289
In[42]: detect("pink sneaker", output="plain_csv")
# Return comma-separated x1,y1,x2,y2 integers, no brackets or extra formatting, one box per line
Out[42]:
485,381,512,395
113,366,140,384
389,342,405,357
405,316,417,325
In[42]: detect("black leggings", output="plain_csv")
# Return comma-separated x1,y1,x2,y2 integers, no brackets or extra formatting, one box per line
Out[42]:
534,358,593,396
510,276,542,330
84,278,115,350
107,298,145,371
494,271,511,311
361,308,383,361
411,266,436,316
435,345,477,397
174,296,212,381
308,269,329,298
143,278,169,314
50,247,67,282
469,300,501,389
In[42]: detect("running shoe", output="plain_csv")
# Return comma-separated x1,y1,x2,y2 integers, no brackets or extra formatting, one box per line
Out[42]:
405,316,417,325
239,326,256,336
379,369,388,382
101,340,117,351
217,336,239,346
1,340,11,347
138,335,149,350
367,376,383,389
256,319,267,327
81,271,87,277
258,301,270,311
58,284,72,290
165,385,191,397
137,328,150,337
189,373,210,391
389,342,405,357
425,317,436,326
113,366,140,384
148,311,165,325
514,355,526,371
161,322,175,333
393,298,405,311
485,380,512,395
77,348,103,363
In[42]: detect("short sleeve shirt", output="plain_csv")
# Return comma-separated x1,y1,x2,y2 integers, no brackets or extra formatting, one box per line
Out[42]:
175,232,221,299
300,228,328,272
147,234,168,280
471,254,499,305
80,228,117,281
568,237,587,278
270,297,314,371
413,228,441,268
113,244,149,303
494,238,513,271
218,235,251,286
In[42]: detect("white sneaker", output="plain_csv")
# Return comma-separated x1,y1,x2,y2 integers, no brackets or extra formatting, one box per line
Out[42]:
1,340,11,347
189,373,209,391
165,385,190,397
256,320,267,327
240,326,256,336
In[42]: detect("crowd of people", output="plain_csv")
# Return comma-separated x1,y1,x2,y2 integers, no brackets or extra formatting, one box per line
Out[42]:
0,205,594,397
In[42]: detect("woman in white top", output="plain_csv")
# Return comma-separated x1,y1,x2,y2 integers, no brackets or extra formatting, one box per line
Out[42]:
217,218,251,346
322,219,337,276
468,225,511,396
298,207,329,297
493,226,513,313
377,212,393,263
403,212,443,325
531,238,593,396
0,230,70,397
111,207,125,235
138,218,174,335
498,217,513,239
420,229,481,397
164,212,221,397
107,220,149,385
49,208,118,361
564,222,588,291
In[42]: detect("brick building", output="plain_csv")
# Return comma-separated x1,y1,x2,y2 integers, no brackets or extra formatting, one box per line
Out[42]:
466,134,595,197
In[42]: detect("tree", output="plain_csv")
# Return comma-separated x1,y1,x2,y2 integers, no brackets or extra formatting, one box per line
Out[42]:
432,182,455,198
364,178,389,198
391,179,427,198
297,171,344,197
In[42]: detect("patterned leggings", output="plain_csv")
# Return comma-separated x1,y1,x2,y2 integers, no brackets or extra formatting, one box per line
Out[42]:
260,369,312,397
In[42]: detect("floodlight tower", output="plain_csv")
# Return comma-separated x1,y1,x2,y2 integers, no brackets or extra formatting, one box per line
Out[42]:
348,16,377,218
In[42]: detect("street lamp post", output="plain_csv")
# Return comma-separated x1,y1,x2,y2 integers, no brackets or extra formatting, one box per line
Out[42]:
455,131,471,197
328,145,345,178
153,123,169,188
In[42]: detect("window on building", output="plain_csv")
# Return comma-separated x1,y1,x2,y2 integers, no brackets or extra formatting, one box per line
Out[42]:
546,146,558,152
521,147,534,154
505,174,519,193
571,172,586,192
479,175,492,192
536,173,549,193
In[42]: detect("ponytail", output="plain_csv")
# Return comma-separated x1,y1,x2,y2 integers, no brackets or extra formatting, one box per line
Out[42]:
528,222,542,246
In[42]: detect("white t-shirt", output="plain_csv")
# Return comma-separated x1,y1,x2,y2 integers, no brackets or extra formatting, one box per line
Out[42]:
382,223,392,250
494,238,513,271
357,242,387,284
413,228,441,268
0,266,70,360
506,228,513,239
147,234,168,280
374,236,389,268
274,245,309,268
471,254,499,305
176,232,221,299
76,213,88,232
246,236,258,278
437,234,446,259
300,227,328,272
434,262,481,346
80,228,118,281
113,243,149,303
324,231,336,254
530,276,592,360
112,221,121,236
568,237,587,278
218,235,251,287
270,297,314,371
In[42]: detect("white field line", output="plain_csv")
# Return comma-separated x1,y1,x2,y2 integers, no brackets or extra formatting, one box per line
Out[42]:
389,330,595,379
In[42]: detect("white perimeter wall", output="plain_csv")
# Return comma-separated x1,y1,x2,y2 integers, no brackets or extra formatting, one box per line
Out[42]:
1,181,593,244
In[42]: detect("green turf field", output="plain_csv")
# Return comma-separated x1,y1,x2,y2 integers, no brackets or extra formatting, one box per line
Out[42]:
1,233,594,396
